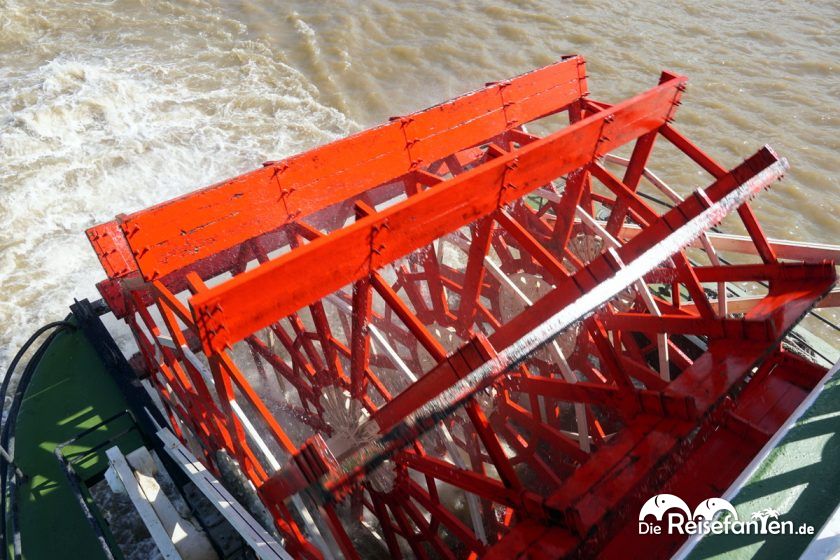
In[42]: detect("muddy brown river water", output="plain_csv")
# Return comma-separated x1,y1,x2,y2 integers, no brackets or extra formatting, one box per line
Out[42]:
1,0,837,371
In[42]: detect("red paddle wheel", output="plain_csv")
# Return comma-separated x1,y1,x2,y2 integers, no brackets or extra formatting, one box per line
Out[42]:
87,56,836,559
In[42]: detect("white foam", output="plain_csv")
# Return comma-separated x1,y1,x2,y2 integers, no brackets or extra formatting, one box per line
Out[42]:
0,1,356,374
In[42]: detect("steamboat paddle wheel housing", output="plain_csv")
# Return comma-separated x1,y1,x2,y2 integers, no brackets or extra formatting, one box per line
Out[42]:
87,55,837,559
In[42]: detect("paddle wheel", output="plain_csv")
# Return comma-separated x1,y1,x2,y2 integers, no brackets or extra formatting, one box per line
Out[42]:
87,56,837,559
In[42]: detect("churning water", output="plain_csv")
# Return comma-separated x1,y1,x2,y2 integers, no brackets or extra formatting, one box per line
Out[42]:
1,0,837,371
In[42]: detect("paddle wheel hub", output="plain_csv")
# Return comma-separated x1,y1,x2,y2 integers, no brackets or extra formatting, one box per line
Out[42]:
87,55,837,559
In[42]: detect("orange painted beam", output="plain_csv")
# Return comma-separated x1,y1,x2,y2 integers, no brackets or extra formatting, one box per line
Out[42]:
189,72,687,352
117,56,588,281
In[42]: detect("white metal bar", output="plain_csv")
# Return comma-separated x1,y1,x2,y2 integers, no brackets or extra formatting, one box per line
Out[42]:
575,206,671,380
602,157,726,314
125,448,219,560
326,293,417,382
483,257,534,304
591,157,729,313
229,400,282,472
156,428,293,560
159,339,338,560
440,425,488,544
616,223,840,263
289,495,338,560
227,398,337,558
158,336,214,386
682,287,840,314
105,446,184,560
800,500,840,560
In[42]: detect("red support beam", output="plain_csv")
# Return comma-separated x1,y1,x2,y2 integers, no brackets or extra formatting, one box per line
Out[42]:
605,130,658,234
189,74,686,352
401,453,537,511
464,400,522,490
491,147,782,351
115,58,588,281
660,124,778,264
598,312,779,340
349,279,372,400
405,480,485,554
500,399,589,463
458,217,496,331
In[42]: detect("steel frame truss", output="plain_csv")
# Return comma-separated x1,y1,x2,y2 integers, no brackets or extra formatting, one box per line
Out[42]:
88,55,837,559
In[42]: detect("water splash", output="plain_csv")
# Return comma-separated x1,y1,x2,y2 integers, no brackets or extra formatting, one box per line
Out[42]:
0,0,355,373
